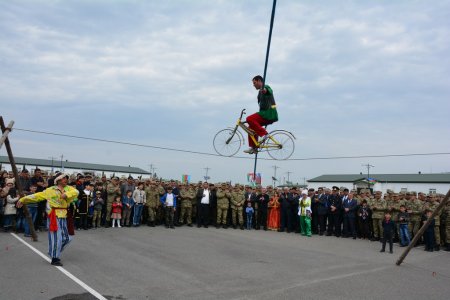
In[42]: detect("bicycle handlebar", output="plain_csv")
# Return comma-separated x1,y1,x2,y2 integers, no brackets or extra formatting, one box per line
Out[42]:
239,109,246,119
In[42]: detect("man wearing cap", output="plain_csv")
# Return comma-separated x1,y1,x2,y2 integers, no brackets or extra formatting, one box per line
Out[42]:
370,191,386,241
17,174,79,266
178,184,195,227
144,182,158,227
106,177,121,227
216,183,232,229
327,186,342,237
230,184,245,230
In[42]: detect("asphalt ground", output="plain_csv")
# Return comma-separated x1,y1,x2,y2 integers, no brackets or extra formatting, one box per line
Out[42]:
1,226,449,300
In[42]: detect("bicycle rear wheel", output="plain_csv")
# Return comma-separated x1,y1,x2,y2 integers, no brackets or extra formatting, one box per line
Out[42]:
264,131,295,160
213,128,242,157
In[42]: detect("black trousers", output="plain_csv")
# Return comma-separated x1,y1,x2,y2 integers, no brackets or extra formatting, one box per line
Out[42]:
311,206,319,234
257,208,267,229
382,232,393,252
327,213,340,236
198,204,210,227
343,215,356,237
318,214,327,234
280,208,292,231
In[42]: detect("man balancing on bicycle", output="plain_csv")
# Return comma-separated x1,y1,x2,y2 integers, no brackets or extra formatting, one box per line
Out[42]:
244,75,278,154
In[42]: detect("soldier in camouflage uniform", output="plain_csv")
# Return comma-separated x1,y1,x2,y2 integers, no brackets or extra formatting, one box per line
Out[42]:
144,182,158,227
423,194,443,251
444,198,450,251
216,183,232,228
106,177,121,227
370,191,386,241
230,184,245,230
179,184,195,226
407,192,423,239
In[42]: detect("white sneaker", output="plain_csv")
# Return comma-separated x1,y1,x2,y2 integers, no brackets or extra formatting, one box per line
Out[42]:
243,148,256,154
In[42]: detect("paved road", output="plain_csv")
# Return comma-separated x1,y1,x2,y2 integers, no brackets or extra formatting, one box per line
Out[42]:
1,226,449,300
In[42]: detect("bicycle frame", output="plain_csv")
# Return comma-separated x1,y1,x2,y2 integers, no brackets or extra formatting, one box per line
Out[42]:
226,109,282,150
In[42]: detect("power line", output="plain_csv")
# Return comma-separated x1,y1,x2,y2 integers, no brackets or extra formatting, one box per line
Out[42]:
13,127,450,162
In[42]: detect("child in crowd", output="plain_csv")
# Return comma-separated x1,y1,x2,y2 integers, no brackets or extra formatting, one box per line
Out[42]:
245,202,254,230
423,209,436,252
92,191,104,229
397,205,410,247
160,186,177,229
358,200,371,239
381,212,395,254
111,196,122,228
3,184,18,232
121,190,135,227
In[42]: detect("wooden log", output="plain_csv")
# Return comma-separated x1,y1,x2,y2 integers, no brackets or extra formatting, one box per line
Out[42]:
0,117,38,241
396,188,450,266
0,120,14,149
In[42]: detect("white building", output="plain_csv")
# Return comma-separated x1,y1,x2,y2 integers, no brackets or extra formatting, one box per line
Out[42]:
307,173,450,195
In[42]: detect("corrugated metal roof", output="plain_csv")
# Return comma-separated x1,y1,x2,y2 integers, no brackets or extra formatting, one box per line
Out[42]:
0,156,150,174
308,173,450,183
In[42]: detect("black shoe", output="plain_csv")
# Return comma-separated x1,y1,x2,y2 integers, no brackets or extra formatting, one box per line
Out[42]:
240,226,244,230
263,227,267,231
222,224,227,229
187,224,193,227
277,229,283,232
434,245,440,251
389,250,393,254
51,258,63,266
216,225,220,229
165,225,169,228
204,225,208,228
380,249,385,253
170,226,175,229
445,245,450,252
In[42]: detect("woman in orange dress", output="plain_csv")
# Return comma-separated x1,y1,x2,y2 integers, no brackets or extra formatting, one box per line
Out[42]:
267,191,281,230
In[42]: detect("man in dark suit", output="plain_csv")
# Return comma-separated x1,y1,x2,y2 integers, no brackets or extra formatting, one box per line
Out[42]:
279,187,293,232
342,192,358,238
310,188,318,234
256,188,270,230
327,186,342,237
317,188,329,235
196,182,213,228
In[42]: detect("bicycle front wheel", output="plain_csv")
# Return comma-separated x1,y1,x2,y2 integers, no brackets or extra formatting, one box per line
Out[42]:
264,131,295,160
213,128,242,157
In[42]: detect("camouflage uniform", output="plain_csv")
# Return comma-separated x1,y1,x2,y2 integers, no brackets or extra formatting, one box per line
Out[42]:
216,184,231,228
424,198,443,249
106,181,121,224
408,196,423,237
370,192,386,240
230,186,245,229
145,185,158,226
444,200,450,251
179,186,195,226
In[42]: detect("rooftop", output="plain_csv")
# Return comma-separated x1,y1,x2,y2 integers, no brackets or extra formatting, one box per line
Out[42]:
0,156,150,175
308,173,450,184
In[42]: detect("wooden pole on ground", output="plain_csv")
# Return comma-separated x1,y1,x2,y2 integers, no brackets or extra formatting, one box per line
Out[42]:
0,117,38,241
396,188,450,266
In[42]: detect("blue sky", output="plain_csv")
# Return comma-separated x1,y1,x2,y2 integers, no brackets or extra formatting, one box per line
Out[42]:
1,0,449,184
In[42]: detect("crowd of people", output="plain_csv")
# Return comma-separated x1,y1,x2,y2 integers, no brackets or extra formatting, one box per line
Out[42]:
2,169,450,255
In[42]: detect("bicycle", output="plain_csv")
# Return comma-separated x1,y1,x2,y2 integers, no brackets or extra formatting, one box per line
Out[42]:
213,109,295,160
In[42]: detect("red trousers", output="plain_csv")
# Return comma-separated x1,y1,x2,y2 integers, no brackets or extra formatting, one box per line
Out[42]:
246,113,271,147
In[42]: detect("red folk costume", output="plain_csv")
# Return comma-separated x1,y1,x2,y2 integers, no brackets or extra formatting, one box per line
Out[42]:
267,195,281,230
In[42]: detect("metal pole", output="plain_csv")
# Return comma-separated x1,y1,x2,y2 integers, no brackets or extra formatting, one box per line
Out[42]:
0,117,38,241
396,189,450,266
253,0,277,185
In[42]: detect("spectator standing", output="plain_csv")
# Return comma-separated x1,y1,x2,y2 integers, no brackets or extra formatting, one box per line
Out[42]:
132,183,146,226
380,212,395,254
342,193,358,239
160,186,177,229
256,188,269,230
121,190,135,227
245,202,254,230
